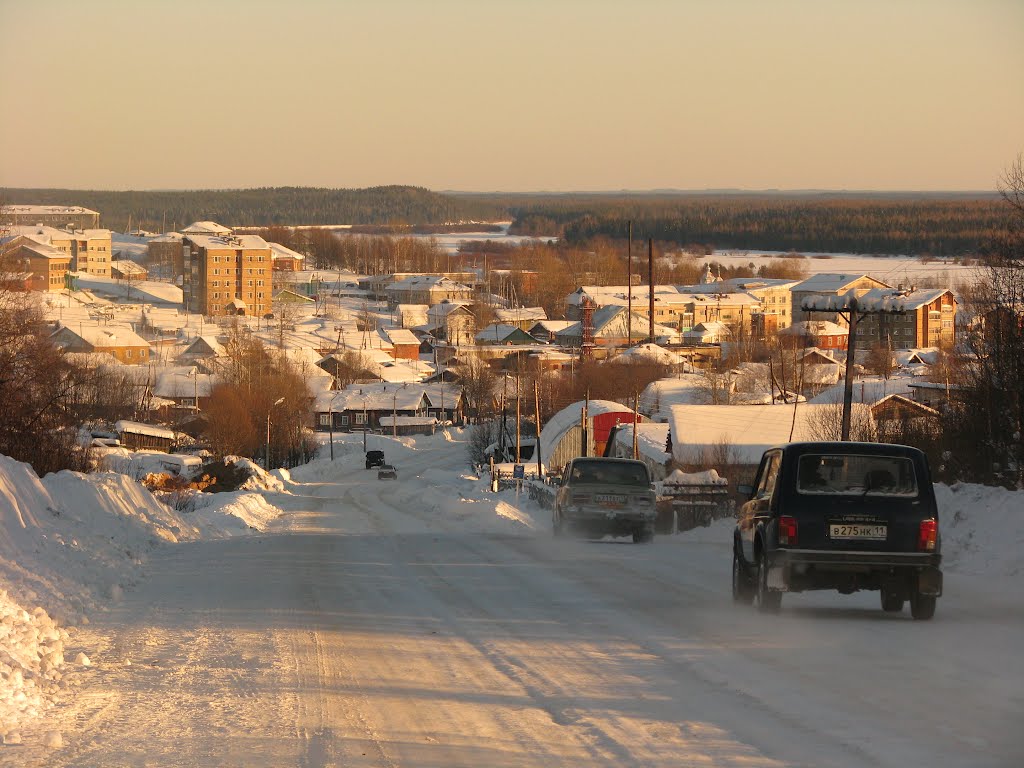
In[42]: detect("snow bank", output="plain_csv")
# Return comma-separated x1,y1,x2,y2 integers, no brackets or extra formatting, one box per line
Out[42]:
0,452,286,738
186,491,282,534
0,590,68,740
937,483,1024,577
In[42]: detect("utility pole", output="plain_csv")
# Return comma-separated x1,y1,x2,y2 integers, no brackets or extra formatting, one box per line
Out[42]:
392,390,398,438
633,391,640,460
647,238,655,343
515,376,521,464
626,220,632,345
802,292,907,440
534,381,543,479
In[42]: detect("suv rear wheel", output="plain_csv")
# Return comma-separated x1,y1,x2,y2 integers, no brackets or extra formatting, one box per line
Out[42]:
732,550,754,605
632,527,654,544
756,550,782,614
910,589,936,621
881,590,905,613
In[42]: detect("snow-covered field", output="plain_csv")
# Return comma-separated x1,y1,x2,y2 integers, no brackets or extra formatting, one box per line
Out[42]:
1,432,1021,766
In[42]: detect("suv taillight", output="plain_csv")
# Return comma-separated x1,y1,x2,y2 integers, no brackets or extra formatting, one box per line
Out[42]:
918,519,938,551
779,515,798,546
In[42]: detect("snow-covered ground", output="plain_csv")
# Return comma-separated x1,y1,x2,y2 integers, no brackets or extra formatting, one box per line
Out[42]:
1,433,1021,766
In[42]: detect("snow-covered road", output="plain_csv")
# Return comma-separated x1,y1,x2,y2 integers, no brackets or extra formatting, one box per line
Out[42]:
28,434,1023,767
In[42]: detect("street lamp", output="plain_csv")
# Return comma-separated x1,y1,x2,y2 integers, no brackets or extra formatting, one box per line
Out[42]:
266,397,285,469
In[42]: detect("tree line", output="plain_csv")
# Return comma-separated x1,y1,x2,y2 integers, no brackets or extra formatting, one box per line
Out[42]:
470,192,1005,257
1,186,505,233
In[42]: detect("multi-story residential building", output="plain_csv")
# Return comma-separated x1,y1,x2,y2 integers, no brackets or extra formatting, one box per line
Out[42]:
565,284,763,334
385,275,475,307
69,229,112,276
690,277,799,329
791,273,891,325
0,224,111,277
425,301,476,345
856,288,957,350
182,232,273,317
1,204,100,230
0,235,72,291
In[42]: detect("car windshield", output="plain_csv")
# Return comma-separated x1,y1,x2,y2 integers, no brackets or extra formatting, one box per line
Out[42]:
570,460,649,486
797,454,918,496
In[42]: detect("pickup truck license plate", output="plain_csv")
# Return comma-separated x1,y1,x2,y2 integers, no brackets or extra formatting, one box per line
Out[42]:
596,494,626,507
830,523,887,540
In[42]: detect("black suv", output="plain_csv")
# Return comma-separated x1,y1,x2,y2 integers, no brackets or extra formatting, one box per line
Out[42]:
732,442,942,620
365,450,385,470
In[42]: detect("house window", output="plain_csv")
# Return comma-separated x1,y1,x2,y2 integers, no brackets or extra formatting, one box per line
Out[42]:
125,349,132,358
355,413,367,425
340,415,349,425
318,414,331,426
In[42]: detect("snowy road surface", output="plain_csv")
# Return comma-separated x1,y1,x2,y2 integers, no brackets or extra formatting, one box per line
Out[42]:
27,434,1023,768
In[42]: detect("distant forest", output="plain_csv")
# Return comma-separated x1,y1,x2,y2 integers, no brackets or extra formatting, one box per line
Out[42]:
460,192,1007,258
0,186,505,233
1,186,1008,257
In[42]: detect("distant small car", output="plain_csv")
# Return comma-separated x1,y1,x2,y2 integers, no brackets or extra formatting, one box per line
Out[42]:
377,464,398,480
365,450,385,469
553,457,657,542
733,441,942,619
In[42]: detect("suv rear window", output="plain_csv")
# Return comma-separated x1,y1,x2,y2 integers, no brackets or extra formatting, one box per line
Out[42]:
797,454,918,497
569,460,650,486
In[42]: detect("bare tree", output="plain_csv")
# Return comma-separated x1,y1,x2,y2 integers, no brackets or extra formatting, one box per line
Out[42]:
940,155,1024,486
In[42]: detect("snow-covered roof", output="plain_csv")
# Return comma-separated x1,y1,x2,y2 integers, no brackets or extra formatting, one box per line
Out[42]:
52,323,151,349
389,275,471,292
114,420,175,440
181,221,232,236
180,335,226,358
609,343,686,366
610,422,671,464
530,320,575,334
539,399,636,465
1,235,68,259
269,242,305,261
2,204,99,217
566,285,681,307
153,368,218,399
148,232,184,243
807,377,913,405
324,383,430,412
382,328,420,346
793,273,888,292
494,307,547,323
185,233,269,250
1,224,75,244
802,286,951,314
667,403,873,465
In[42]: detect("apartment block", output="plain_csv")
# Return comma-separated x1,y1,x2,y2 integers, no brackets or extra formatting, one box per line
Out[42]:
183,232,273,317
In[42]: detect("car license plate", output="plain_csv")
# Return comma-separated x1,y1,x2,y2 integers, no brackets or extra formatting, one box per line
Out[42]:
829,523,887,540
595,494,626,507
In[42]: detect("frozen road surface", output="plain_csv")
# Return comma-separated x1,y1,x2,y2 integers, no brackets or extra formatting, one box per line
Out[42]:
29,434,1023,767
